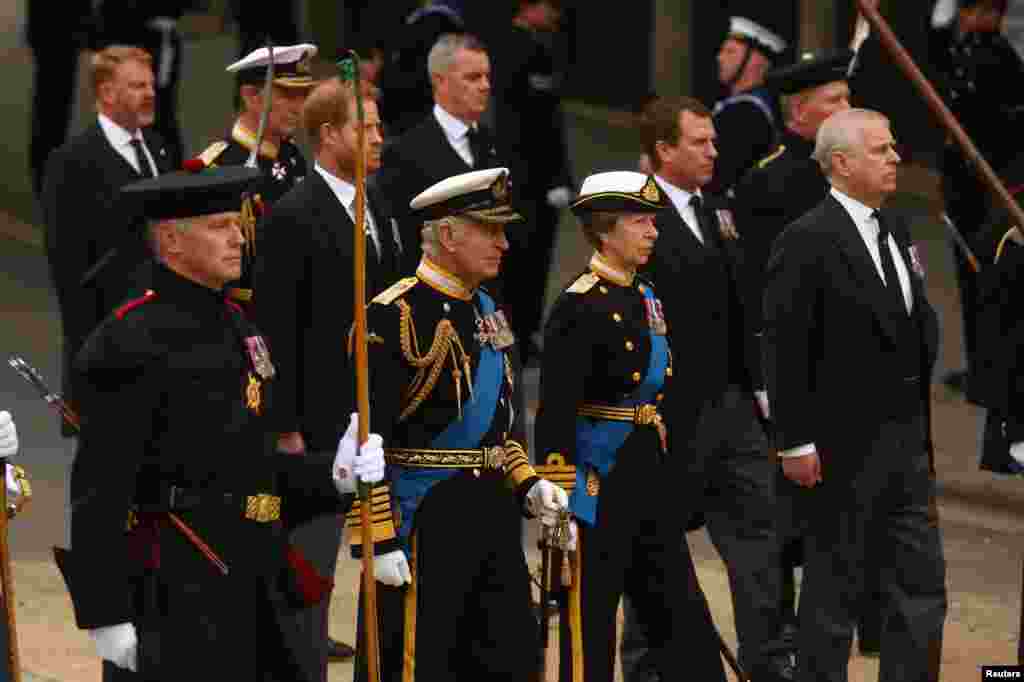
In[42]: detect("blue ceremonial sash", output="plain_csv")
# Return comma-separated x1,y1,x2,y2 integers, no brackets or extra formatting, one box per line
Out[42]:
391,290,506,545
570,286,669,526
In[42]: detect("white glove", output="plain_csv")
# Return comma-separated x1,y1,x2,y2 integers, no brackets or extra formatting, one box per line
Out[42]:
333,413,386,495
0,412,17,458
546,186,573,209
89,622,138,672
373,550,412,587
525,479,568,526
562,519,578,552
1010,442,1024,467
754,390,771,421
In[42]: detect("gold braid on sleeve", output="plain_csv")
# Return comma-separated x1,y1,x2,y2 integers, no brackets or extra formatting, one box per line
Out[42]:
396,299,475,421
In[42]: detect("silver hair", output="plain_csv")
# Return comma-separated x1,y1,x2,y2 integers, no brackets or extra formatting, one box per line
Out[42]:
421,216,469,257
812,108,888,176
427,33,484,78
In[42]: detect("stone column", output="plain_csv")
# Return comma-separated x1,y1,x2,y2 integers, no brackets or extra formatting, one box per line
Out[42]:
651,0,693,98
800,0,839,52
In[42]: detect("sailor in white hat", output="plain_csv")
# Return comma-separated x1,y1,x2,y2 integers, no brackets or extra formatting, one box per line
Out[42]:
710,15,790,195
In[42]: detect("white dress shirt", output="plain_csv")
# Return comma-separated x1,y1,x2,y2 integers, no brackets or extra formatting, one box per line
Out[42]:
654,175,704,244
830,187,913,314
98,113,158,177
434,104,475,167
314,163,381,260
779,187,915,460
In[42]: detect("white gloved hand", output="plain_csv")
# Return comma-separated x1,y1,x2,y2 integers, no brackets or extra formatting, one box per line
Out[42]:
1010,442,1024,467
373,550,412,587
89,622,138,672
564,519,578,552
0,412,17,458
546,186,573,209
525,479,568,526
334,413,386,495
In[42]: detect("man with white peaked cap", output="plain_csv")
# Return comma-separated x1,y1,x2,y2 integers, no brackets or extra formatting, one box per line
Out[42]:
347,167,569,681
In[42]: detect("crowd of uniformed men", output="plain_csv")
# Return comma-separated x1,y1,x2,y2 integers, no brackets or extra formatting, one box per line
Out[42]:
10,0,1024,680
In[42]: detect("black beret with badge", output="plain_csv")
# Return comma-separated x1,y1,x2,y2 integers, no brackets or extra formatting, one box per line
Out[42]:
570,171,670,216
765,48,855,95
410,167,523,223
121,167,262,220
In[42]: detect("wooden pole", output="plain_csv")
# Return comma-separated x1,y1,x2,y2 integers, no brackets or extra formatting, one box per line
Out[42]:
0,462,21,682
347,50,381,682
852,0,1024,265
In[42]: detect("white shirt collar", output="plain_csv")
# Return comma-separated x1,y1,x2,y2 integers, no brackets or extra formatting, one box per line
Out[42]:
654,174,701,211
98,113,142,148
434,103,472,140
830,186,877,229
314,162,357,209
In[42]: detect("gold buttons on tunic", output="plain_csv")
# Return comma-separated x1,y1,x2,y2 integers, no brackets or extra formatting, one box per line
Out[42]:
625,340,635,351
612,313,622,323
656,393,664,402
599,286,608,294
665,367,673,377
632,371,642,382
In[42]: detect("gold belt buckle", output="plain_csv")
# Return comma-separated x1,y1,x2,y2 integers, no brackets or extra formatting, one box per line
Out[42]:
634,404,661,426
481,446,507,470
245,493,281,523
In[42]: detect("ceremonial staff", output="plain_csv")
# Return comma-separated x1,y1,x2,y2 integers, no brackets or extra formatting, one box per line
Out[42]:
852,0,1024,272
339,51,382,682
0,441,20,682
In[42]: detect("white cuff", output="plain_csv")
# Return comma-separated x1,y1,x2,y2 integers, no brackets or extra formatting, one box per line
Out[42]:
778,442,816,459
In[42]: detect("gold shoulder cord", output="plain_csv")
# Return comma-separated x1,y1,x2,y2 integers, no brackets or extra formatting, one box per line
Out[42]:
396,299,475,421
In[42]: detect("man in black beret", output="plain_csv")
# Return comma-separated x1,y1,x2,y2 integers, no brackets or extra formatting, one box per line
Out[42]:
55,166,386,681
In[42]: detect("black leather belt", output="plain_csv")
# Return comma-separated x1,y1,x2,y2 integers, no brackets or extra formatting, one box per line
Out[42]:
147,486,281,523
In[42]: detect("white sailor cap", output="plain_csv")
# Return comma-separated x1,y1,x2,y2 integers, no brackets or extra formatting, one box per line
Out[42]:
226,43,318,88
570,171,669,216
411,168,523,223
729,16,787,56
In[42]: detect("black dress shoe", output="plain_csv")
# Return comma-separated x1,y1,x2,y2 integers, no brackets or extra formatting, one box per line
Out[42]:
327,637,356,661
942,369,968,394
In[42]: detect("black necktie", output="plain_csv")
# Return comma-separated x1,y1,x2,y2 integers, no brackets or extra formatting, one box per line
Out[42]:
873,210,908,316
130,138,154,178
466,126,487,169
689,195,716,248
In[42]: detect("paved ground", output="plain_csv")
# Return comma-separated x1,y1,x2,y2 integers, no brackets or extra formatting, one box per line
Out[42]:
1,3,1024,680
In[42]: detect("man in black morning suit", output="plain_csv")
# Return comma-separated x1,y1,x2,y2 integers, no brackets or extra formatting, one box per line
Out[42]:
253,76,402,680
764,108,946,682
377,32,503,273
622,96,791,682
43,46,173,428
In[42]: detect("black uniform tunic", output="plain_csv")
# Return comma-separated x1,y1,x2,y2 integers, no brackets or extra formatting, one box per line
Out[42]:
350,259,541,682
197,124,308,303
58,263,348,681
534,254,727,682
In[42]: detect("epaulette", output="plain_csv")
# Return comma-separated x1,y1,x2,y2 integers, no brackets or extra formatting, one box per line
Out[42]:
757,144,786,169
114,290,156,320
198,141,229,167
372,277,419,305
566,272,599,294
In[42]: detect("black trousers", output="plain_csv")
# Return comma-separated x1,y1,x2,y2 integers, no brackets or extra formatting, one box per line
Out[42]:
102,573,303,682
623,385,786,678
563,428,726,682
796,416,947,682
355,471,537,682
30,42,80,197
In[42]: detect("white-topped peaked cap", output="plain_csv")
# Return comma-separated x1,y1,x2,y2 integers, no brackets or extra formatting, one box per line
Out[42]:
570,171,669,216
410,167,522,223
729,16,787,55
226,43,318,87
